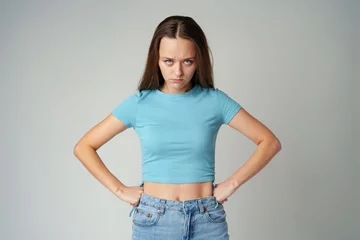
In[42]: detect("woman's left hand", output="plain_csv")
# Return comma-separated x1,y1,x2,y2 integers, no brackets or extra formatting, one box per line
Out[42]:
213,180,238,204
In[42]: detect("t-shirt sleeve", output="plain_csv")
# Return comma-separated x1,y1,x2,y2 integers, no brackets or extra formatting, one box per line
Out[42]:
111,92,139,128
216,88,242,124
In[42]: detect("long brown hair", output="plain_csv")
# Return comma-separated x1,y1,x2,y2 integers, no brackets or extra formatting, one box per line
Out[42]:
137,15,214,91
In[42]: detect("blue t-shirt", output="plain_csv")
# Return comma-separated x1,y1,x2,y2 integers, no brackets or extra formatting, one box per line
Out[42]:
111,84,242,184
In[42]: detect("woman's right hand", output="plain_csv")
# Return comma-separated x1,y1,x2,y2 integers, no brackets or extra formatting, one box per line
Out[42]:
118,186,144,207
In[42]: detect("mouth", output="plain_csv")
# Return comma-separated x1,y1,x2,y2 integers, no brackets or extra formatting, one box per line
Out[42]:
171,79,184,83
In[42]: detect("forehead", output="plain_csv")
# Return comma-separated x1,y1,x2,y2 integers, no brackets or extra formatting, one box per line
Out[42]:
159,37,196,58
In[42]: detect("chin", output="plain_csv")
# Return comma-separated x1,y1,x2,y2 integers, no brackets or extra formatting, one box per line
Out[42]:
170,80,190,86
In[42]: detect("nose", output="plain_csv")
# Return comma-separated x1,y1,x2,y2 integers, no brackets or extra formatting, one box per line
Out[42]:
174,62,183,77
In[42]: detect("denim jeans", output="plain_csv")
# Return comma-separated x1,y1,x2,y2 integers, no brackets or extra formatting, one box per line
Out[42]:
129,184,229,240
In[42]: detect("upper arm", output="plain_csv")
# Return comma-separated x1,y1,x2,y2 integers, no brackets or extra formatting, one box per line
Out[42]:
74,113,128,151
227,108,281,146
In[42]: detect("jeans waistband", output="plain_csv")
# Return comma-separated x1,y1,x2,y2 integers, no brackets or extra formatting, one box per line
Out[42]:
129,181,219,217
139,192,218,213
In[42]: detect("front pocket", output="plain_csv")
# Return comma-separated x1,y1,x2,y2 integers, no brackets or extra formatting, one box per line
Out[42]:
204,204,227,223
132,204,161,227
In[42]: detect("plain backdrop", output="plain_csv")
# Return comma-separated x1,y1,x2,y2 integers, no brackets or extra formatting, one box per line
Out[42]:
1,0,358,239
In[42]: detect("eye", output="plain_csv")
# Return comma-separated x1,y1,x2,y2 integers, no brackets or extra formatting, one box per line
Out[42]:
164,59,173,65
184,60,193,65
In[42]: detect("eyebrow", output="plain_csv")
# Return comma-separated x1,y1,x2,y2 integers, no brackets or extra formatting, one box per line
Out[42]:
160,57,196,60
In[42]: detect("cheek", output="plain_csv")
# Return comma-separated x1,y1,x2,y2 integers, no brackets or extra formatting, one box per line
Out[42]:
186,66,197,76
158,64,169,76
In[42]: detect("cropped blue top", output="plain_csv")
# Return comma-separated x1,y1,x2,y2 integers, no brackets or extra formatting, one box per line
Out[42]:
111,84,242,185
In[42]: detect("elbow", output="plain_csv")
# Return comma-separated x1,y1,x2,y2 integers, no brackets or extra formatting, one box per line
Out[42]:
73,141,96,158
261,137,281,152
73,143,81,158
269,136,282,153
73,142,86,158
273,138,282,152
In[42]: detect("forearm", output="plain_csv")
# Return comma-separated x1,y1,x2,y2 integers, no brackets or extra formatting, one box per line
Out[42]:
73,144,126,198
226,139,281,189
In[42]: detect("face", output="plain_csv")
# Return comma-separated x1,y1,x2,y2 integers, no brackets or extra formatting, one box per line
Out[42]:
158,37,197,94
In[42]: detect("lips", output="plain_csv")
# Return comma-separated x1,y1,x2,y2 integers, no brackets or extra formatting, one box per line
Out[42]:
172,79,183,82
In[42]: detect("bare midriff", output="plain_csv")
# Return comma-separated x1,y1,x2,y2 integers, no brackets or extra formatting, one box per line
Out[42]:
143,181,214,201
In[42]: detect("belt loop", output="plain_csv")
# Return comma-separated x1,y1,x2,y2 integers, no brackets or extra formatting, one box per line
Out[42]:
158,199,166,215
197,199,206,214
212,181,219,209
129,206,136,217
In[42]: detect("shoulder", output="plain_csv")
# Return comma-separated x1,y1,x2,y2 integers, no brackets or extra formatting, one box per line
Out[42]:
111,88,155,128
135,89,153,98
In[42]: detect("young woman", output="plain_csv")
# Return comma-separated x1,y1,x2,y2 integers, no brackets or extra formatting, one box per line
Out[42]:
74,15,281,240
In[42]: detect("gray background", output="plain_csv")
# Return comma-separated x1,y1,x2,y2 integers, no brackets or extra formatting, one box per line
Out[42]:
1,0,358,239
